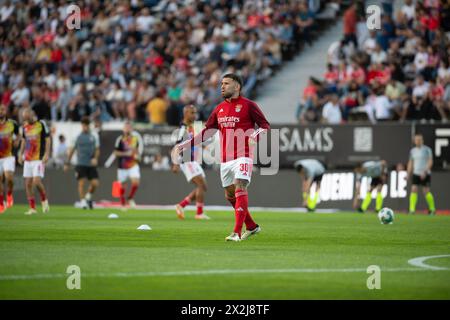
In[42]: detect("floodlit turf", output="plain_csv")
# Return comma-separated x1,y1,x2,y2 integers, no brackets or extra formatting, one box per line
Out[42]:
0,205,449,300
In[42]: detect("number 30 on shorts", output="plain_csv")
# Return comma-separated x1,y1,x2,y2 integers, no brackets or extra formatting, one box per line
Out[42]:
239,163,249,174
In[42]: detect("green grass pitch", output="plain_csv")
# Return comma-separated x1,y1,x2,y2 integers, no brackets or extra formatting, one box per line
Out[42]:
0,205,449,299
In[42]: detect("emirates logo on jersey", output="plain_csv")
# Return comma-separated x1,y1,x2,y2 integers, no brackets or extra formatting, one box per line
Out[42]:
235,104,242,112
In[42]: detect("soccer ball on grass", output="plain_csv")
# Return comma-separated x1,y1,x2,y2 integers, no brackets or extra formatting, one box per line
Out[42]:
378,207,394,224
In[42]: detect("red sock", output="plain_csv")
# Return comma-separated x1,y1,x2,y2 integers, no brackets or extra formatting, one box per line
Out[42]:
226,196,236,209
28,198,36,209
128,183,139,200
179,196,191,208
119,185,126,206
196,202,203,215
234,189,248,237
0,194,4,206
244,211,257,231
39,190,47,202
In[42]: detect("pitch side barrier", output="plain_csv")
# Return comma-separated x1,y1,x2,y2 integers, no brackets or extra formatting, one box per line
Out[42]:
12,167,450,211
86,122,449,171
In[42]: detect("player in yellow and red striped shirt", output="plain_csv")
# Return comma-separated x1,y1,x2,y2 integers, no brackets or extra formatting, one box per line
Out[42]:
18,109,51,215
114,122,143,209
0,105,19,213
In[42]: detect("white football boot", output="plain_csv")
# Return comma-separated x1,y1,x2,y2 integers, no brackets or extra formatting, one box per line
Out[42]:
225,232,241,242
42,200,50,213
195,213,211,220
24,208,37,215
128,199,136,209
241,225,261,240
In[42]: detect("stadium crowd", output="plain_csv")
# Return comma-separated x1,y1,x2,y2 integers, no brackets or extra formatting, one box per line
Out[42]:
297,0,450,124
0,0,334,126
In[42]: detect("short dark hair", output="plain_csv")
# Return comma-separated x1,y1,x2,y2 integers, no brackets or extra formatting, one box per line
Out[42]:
223,73,243,90
294,162,303,172
81,116,90,126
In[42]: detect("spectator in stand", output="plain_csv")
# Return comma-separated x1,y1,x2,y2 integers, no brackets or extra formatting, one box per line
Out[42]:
180,77,200,106
412,74,430,102
147,88,168,126
321,94,342,124
323,63,339,92
414,44,429,74
342,80,364,120
152,153,170,171
362,30,378,55
297,2,315,45
51,134,68,169
0,0,324,125
385,78,408,121
407,74,434,121
402,0,416,24
297,78,318,124
373,87,393,122
348,60,366,86
10,80,30,115
30,85,51,120
342,3,358,48
90,90,114,123
68,83,91,121
428,78,448,121
371,44,388,64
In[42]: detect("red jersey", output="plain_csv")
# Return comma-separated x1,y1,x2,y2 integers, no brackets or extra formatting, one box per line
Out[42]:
324,70,339,84
430,85,444,99
185,96,270,163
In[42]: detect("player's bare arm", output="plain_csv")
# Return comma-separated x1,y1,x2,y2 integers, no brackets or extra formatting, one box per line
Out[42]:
13,134,20,149
42,136,51,164
114,149,133,157
407,159,413,179
91,147,100,167
17,137,25,165
65,147,76,172
304,178,313,193
426,157,433,176
176,109,218,154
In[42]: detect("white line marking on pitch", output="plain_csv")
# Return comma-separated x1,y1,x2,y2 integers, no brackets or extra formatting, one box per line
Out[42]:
408,254,450,271
0,267,445,281
94,203,340,213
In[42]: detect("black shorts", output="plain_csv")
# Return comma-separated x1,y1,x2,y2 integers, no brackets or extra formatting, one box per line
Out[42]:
313,174,323,183
370,174,386,187
412,174,431,186
75,166,99,181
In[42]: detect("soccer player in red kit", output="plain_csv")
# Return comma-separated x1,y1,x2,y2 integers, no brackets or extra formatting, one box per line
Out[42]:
175,74,270,241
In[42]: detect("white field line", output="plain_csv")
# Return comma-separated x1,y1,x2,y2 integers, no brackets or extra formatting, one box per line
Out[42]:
0,266,447,281
407,255,450,271
94,203,340,213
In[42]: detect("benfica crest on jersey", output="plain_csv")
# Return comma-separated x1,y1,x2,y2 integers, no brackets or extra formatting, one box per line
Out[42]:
235,104,242,112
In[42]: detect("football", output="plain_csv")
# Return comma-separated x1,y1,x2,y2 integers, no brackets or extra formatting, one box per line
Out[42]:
378,207,395,224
